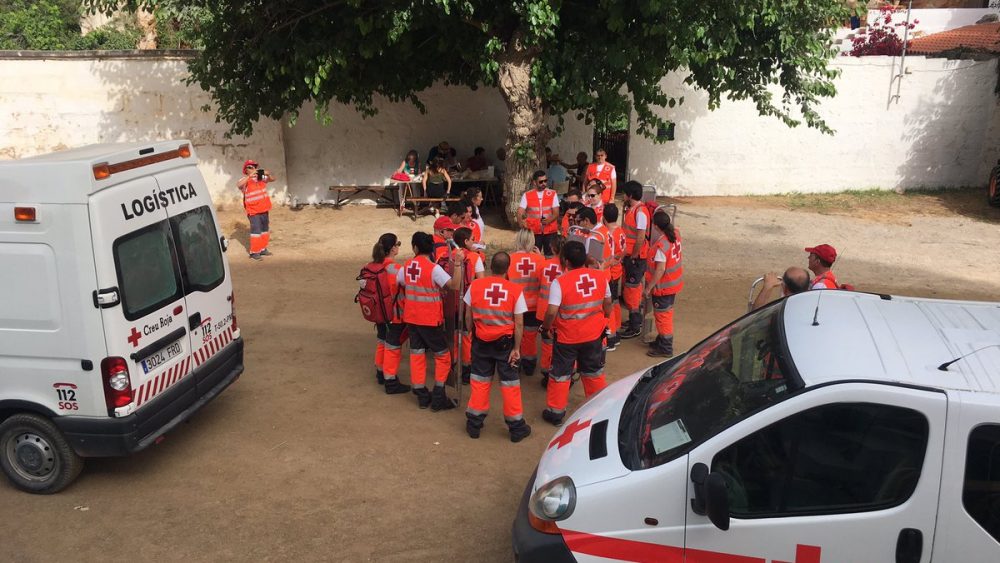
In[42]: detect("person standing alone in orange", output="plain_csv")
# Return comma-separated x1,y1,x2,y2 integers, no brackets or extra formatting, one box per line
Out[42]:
237,159,274,261
463,252,532,442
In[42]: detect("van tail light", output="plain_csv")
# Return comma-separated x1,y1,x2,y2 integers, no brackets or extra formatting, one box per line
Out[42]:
93,163,111,180
14,207,36,222
229,292,238,331
178,143,191,158
101,357,133,414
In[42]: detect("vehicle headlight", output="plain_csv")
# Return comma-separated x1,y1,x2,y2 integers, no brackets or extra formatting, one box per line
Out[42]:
528,476,577,521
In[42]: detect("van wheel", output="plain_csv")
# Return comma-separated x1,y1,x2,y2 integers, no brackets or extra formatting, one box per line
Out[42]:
0,414,83,494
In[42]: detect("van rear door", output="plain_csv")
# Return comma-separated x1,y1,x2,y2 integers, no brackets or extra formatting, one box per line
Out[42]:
154,165,237,394
89,176,192,415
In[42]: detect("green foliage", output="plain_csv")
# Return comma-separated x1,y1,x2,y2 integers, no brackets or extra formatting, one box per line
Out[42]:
154,3,212,49
0,0,82,50
82,0,849,139
74,24,141,50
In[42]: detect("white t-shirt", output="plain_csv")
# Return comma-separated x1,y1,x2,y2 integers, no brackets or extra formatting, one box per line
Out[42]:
471,254,485,274
397,260,452,288
473,208,485,238
634,206,649,230
518,190,561,210
547,273,612,306
463,288,528,313
654,248,667,263
595,163,617,180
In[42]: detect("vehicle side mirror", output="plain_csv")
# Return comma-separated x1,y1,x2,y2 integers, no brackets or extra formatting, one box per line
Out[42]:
220,235,229,252
690,462,731,531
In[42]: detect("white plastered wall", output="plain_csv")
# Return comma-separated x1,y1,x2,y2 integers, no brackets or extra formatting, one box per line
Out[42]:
0,57,286,206
626,56,1000,196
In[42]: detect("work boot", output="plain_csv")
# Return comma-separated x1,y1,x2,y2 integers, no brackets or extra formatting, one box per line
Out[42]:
646,335,674,358
413,387,431,409
249,253,263,261
606,335,620,352
430,386,456,412
466,413,485,439
508,420,532,443
520,358,537,377
375,369,386,385
259,248,273,256
619,312,642,339
462,365,471,385
541,409,564,427
384,378,411,395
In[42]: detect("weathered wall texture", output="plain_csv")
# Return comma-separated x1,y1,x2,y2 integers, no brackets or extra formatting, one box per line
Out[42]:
1,54,997,202
624,57,999,196
0,55,286,205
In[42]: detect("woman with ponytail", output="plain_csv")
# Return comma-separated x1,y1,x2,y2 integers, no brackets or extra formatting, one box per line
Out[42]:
644,211,683,358
370,233,411,395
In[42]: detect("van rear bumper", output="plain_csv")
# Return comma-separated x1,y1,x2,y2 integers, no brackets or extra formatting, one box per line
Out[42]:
54,337,244,457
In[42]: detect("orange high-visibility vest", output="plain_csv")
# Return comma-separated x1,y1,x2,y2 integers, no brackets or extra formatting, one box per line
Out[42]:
508,251,544,311
524,189,558,235
646,231,684,296
812,271,839,289
383,258,402,323
609,226,624,280
242,178,272,216
623,203,650,259
401,255,444,326
561,213,571,237
464,220,482,243
432,234,450,264
585,163,615,204
554,268,607,344
469,276,523,342
534,256,563,321
592,224,612,264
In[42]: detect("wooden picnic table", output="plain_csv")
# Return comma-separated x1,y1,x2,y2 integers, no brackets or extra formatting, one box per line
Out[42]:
394,177,501,217
328,184,400,208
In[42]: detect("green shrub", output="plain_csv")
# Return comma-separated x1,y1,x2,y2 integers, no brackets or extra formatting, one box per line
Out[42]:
0,0,82,50
73,25,141,50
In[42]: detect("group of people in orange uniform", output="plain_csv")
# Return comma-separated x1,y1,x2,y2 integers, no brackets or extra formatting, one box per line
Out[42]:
364,172,683,442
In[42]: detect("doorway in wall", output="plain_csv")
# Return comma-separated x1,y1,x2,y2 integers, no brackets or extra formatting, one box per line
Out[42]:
592,112,630,182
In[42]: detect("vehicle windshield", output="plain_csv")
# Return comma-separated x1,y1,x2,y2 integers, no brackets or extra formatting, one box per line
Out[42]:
622,303,801,470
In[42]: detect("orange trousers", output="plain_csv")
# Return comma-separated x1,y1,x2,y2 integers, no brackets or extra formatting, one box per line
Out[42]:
521,326,538,361
545,375,607,414
652,294,676,337
381,323,406,381
467,377,524,422
540,332,553,372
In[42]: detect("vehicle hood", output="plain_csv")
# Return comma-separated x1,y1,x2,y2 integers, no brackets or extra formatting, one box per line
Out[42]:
533,370,644,490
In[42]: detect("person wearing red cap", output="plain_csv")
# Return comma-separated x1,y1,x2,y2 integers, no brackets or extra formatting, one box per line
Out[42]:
805,244,839,290
237,159,275,261
432,215,458,263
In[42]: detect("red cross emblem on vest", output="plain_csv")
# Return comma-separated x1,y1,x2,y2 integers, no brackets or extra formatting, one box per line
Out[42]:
618,232,626,250
516,256,534,278
484,283,508,307
406,261,422,283
542,264,560,284
548,418,591,450
576,274,597,298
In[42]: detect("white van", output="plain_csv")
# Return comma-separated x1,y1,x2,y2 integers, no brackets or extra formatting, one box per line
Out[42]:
0,141,243,494
513,291,1000,562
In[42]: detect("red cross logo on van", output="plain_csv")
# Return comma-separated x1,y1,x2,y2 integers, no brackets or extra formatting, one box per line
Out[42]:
516,257,535,277
406,261,422,283
127,326,142,348
548,418,591,450
576,274,597,298
485,283,508,307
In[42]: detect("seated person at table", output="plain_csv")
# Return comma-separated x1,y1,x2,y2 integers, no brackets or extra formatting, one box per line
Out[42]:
547,154,569,186
396,149,421,179
466,147,490,172
495,147,507,181
423,158,452,203
427,141,453,164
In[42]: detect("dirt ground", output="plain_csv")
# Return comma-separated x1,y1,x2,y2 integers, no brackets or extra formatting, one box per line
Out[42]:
5,191,1000,562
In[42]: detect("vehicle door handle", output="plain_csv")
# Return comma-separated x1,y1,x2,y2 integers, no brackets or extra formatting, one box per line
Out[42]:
896,528,922,563
189,312,201,330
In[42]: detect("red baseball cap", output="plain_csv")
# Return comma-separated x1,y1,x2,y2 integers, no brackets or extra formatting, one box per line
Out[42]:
243,159,258,171
805,244,837,264
433,216,457,231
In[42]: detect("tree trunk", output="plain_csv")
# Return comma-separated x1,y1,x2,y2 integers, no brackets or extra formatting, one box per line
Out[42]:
496,32,550,226
136,9,157,49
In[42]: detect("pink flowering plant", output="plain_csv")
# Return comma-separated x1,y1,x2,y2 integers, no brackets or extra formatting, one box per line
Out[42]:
847,5,918,56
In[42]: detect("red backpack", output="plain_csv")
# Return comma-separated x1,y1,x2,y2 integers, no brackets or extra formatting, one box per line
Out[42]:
355,262,396,324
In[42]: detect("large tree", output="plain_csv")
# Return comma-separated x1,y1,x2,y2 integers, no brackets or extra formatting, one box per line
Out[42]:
88,0,847,221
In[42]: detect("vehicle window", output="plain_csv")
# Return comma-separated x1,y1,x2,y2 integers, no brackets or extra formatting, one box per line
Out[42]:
170,206,225,293
626,303,799,470
113,221,183,321
963,425,1000,543
711,403,928,518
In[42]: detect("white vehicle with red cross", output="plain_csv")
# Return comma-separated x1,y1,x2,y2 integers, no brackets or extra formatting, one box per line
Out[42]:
513,290,1000,562
0,141,243,493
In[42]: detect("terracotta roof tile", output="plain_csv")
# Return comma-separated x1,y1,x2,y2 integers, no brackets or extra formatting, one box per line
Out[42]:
908,22,1000,55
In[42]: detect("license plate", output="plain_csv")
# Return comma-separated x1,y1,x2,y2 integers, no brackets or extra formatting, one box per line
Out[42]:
141,340,183,374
